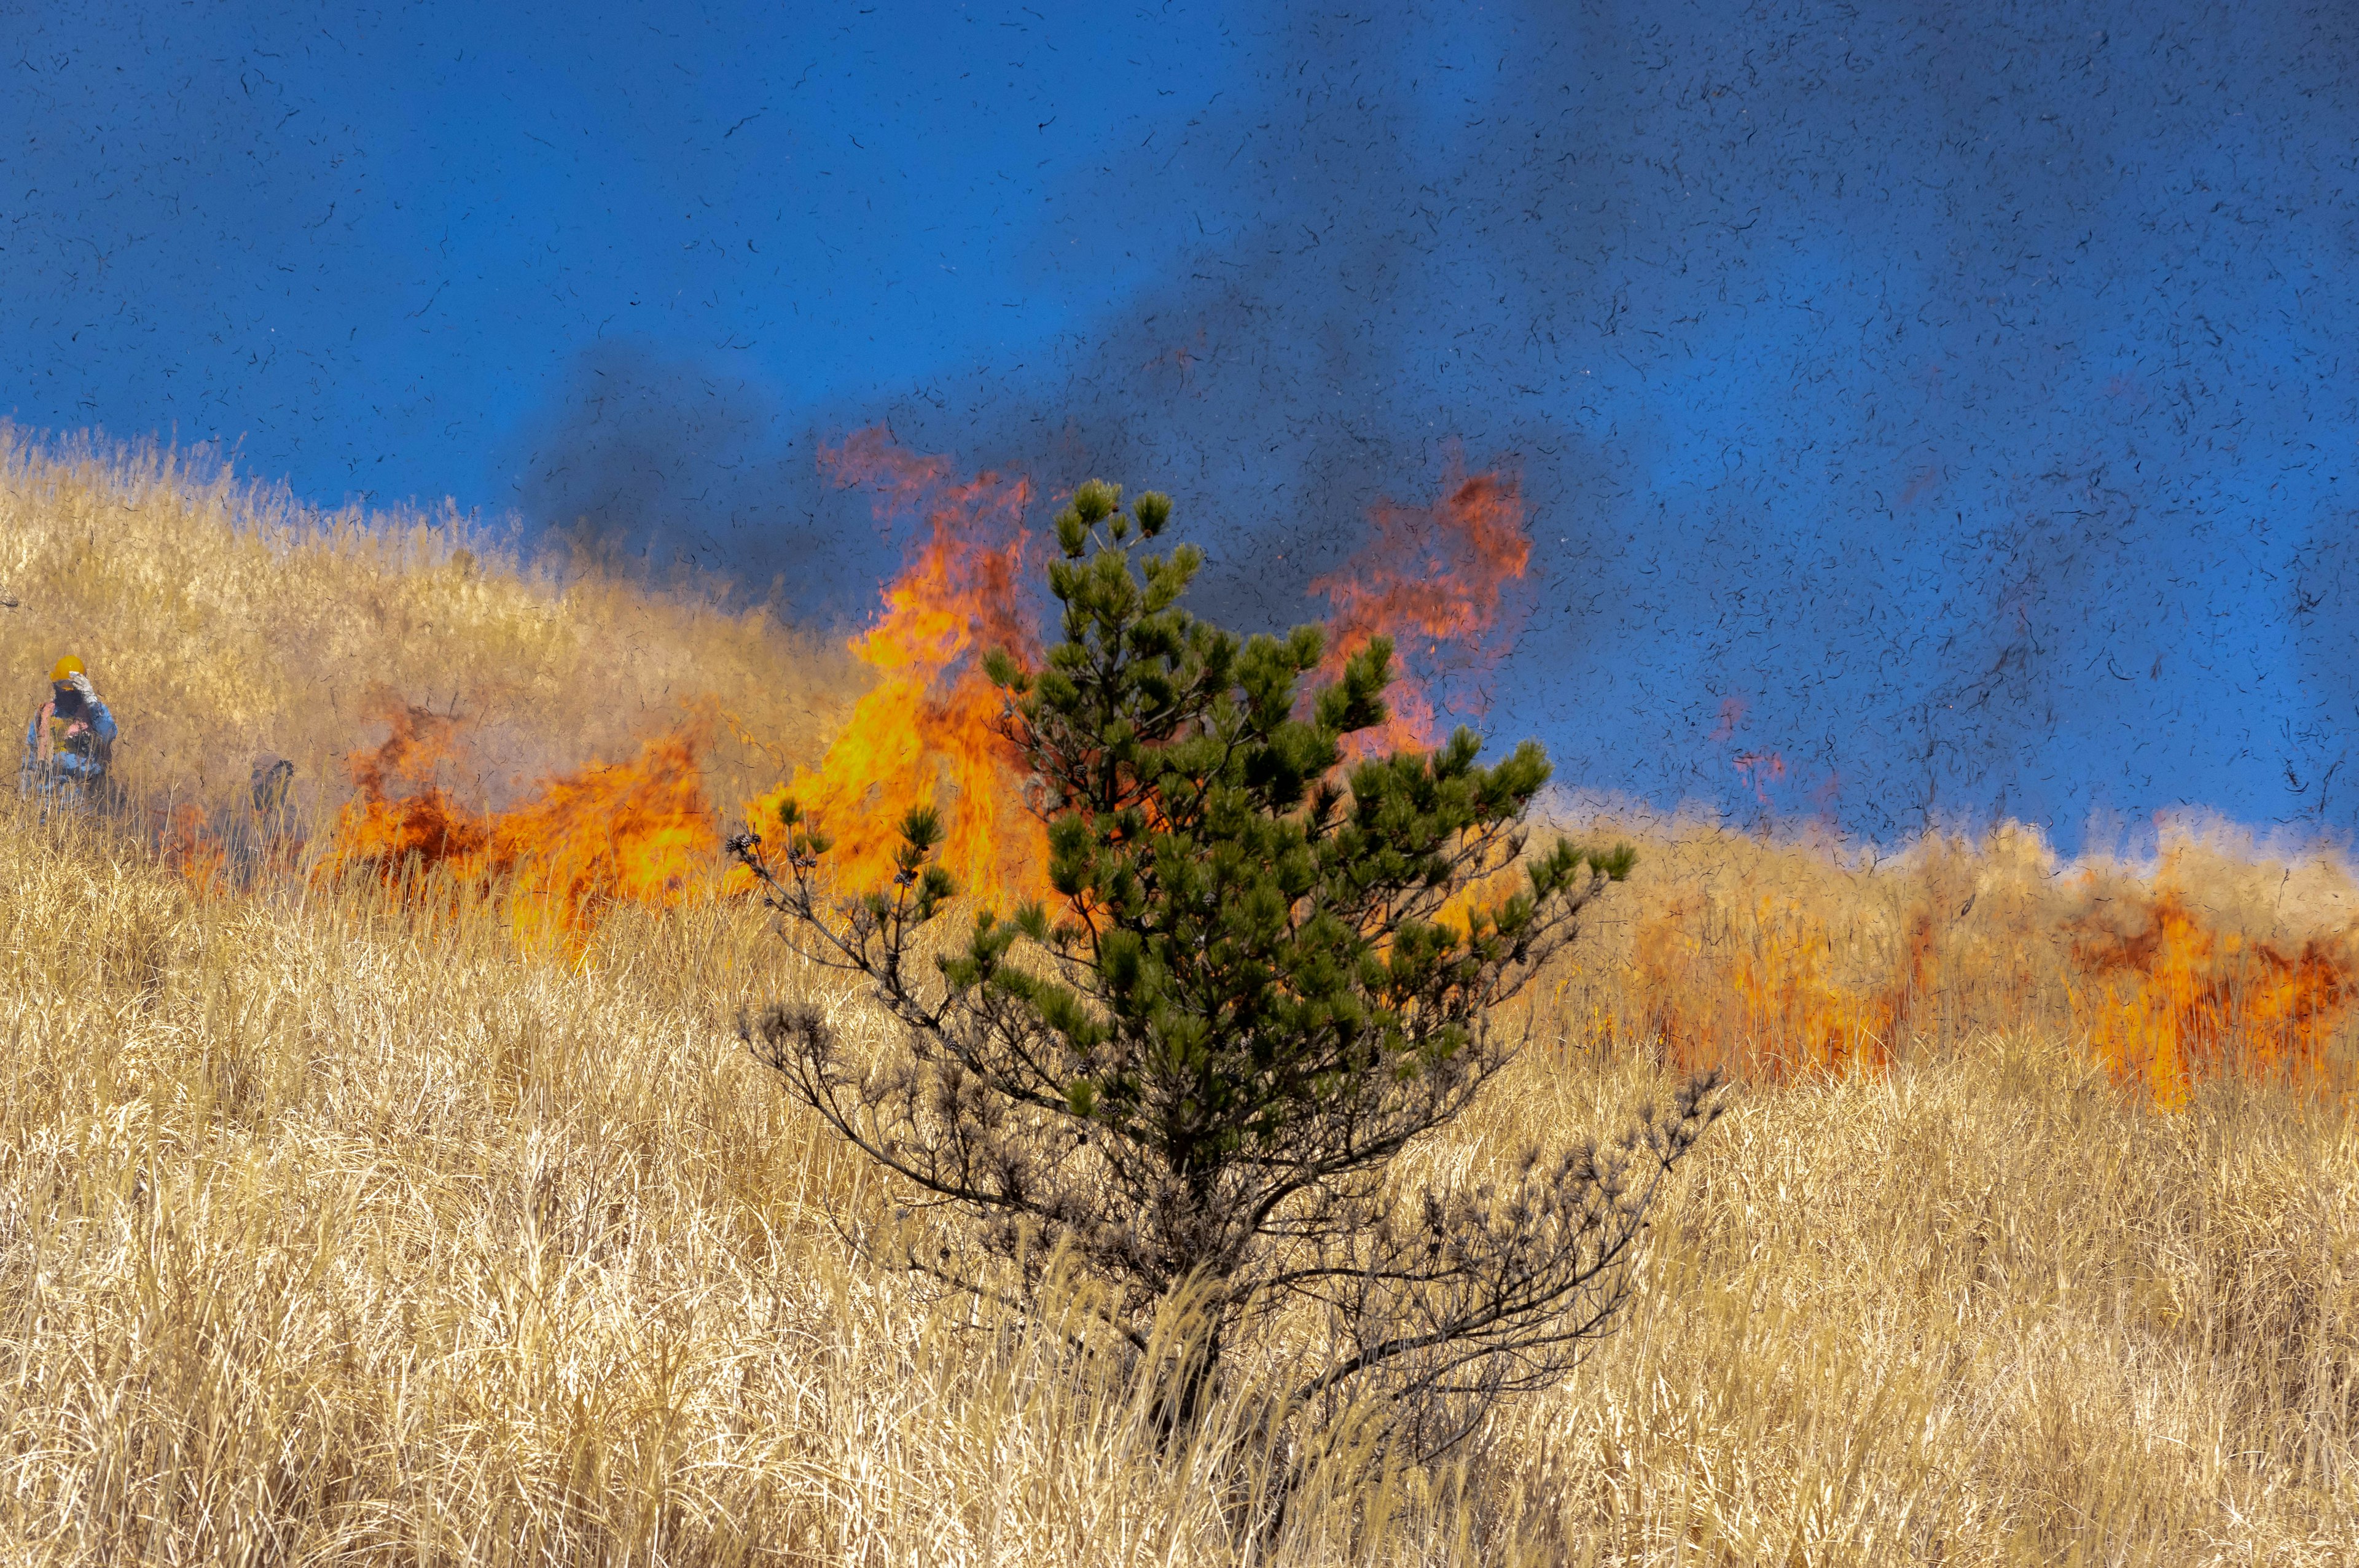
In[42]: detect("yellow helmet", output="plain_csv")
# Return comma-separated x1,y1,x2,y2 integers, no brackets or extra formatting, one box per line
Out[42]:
49,655,84,684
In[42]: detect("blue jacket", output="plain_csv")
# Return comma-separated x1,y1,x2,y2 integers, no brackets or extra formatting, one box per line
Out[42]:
20,696,117,799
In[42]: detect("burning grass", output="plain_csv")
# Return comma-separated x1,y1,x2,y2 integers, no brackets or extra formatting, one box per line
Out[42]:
1,795,2353,1564
2,431,2357,1561
1568,817,2359,1110
737,429,1049,906
315,699,718,949
2067,887,2355,1110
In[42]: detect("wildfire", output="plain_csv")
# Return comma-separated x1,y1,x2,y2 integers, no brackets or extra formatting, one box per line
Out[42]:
1636,897,1935,1081
160,803,231,900
739,429,1048,905
735,438,1539,911
1312,451,1532,752
2068,887,2355,1110
157,756,305,899
321,704,487,876
1621,859,2357,1109
317,699,717,948
117,421,2359,1115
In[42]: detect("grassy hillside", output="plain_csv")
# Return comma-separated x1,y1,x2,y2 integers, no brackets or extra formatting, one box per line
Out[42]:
0,428,852,819
0,435,2352,1563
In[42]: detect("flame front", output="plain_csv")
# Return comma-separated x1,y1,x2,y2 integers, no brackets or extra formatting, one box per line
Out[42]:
1636,897,1933,1081
739,429,1048,905
318,704,490,878
317,700,716,948
2068,889,2353,1110
1627,868,2353,1107
118,425,2359,1104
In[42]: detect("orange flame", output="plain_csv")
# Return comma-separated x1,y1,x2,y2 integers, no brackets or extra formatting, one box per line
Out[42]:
1312,451,1532,752
740,429,1048,905
317,699,716,947
739,437,1537,903
1637,898,1935,1082
319,704,489,877
2068,887,2355,1109
160,803,231,900
157,776,305,899
1625,868,2354,1107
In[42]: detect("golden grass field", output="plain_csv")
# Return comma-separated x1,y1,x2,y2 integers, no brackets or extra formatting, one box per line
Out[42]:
1,432,2355,1564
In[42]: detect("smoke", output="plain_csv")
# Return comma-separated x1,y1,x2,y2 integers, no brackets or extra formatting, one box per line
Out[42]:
499,339,844,590
2288,507,2359,823
487,0,2359,851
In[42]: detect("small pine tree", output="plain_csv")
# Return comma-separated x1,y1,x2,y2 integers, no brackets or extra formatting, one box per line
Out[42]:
732,479,1723,1462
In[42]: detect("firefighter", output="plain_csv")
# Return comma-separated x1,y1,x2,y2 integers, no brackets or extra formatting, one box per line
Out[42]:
20,655,119,808
240,753,302,879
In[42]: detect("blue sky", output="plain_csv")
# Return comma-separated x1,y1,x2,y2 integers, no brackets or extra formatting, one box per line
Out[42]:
7,0,2359,851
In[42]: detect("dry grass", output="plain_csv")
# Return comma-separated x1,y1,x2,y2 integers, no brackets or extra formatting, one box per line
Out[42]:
0,426,853,819
0,437,2353,1563
1541,808,2359,1107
